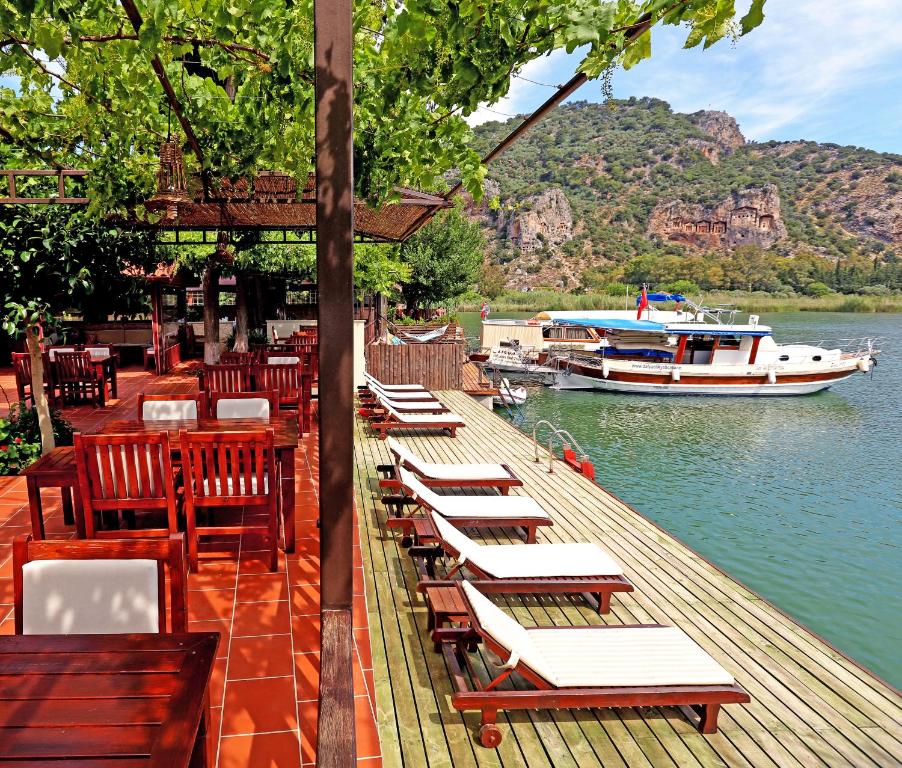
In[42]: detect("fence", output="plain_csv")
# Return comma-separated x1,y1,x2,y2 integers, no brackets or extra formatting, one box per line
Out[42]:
365,342,464,390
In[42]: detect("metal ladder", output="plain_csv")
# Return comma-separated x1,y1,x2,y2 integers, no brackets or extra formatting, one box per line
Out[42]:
531,420,595,479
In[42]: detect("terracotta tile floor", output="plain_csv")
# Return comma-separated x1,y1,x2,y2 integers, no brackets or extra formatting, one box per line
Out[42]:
0,365,381,767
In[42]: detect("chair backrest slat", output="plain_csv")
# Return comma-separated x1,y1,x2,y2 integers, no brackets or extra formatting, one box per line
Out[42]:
203,364,252,402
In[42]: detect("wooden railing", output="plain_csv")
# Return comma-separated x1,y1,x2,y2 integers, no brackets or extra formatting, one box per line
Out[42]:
365,342,464,390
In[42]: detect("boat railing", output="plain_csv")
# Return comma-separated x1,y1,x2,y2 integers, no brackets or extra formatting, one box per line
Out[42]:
531,420,595,479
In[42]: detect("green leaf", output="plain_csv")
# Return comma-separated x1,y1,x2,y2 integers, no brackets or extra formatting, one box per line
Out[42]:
740,0,766,35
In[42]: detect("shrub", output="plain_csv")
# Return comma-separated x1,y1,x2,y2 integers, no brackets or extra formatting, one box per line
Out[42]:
0,401,74,475
805,281,832,297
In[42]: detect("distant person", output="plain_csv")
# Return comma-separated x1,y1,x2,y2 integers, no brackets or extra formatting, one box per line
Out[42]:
480,301,490,321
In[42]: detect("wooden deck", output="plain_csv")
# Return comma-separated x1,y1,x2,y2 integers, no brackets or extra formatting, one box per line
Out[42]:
354,390,902,768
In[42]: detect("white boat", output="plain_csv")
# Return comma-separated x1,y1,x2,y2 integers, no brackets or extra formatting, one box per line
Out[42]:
493,378,528,407
478,293,879,396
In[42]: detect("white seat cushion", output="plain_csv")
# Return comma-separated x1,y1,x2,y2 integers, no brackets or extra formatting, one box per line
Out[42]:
268,356,300,365
22,559,159,635
216,398,270,419
84,347,111,360
430,512,621,577
528,626,735,688
388,438,510,481
47,347,76,361
142,400,198,420
202,474,270,496
400,469,548,520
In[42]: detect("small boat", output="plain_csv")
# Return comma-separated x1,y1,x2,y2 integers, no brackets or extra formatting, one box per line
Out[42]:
493,378,528,407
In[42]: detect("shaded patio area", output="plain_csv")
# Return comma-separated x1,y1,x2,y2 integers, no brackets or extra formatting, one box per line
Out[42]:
0,366,381,767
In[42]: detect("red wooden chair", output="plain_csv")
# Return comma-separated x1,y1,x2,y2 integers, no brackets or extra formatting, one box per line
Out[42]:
211,390,280,419
221,351,256,365
74,432,180,540
202,363,252,413
11,352,57,406
180,428,280,571
54,351,104,406
12,533,188,634
137,392,206,421
254,363,310,433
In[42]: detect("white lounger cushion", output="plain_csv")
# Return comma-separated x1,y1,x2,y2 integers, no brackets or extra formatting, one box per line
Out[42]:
142,399,198,420
462,583,734,688
388,438,510,481
430,512,622,577
400,468,548,520
216,397,270,419
380,396,446,412
365,373,425,391
370,384,437,401
386,404,463,425
22,559,159,635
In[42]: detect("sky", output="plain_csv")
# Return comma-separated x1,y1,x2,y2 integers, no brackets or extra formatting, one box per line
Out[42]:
467,0,902,155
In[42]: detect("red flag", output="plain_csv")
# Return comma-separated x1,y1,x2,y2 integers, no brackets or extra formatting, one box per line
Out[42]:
636,286,648,320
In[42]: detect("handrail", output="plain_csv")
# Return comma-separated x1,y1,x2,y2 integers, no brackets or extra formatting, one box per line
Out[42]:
531,419,589,474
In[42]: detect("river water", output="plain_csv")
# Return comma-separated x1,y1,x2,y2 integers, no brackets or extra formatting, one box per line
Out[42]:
459,310,902,687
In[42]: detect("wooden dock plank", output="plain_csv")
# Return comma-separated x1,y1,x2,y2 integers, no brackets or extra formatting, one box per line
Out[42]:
354,391,902,767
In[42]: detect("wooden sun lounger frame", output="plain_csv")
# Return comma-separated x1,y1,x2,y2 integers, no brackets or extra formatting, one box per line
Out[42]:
375,461,522,495
407,516,633,613
382,494,551,544
443,586,750,748
369,413,463,439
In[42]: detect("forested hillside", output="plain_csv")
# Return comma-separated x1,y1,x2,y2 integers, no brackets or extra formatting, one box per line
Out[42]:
468,98,901,296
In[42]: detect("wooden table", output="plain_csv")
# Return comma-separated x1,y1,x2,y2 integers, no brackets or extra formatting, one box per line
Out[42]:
89,353,119,399
423,584,472,650
97,417,300,552
0,632,218,766
22,446,83,539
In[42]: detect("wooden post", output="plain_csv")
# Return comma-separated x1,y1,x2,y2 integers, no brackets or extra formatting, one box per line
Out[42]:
151,284,164,375
315,0,356,763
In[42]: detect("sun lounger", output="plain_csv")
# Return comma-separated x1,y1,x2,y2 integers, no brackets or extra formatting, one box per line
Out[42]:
362,373,428,392
371,394,449,413
445,582,750,747
360,382,438,401
413,512,632,613
377,437,522,495
385,467,551,543
370,403,466,440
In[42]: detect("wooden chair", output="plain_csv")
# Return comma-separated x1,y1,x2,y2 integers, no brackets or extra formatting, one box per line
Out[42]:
11,352,57,406
54,351,104,406
445,582,749,747
74,431,179,540
221,351,256,365
211,390,279,419
137,392,206,421
254,363,310,433
180,428,280,571
202,363,252,412
12,533,188,634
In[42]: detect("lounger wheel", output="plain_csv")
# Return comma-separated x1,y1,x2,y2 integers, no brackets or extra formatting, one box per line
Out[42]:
478,723,502,748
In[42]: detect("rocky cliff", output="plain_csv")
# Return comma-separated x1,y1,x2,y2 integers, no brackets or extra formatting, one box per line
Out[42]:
468,97,901,291
647,184,788,249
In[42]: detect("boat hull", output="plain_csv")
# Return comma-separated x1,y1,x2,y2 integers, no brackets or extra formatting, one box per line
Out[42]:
552,360,864,396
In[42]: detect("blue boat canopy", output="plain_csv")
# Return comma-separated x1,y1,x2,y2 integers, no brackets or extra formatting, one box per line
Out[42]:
636,292,687,305
558,318,667,332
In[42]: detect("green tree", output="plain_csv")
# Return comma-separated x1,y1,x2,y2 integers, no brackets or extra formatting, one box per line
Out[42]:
478,263,506,300
0,205,156,451
400,206,485,314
